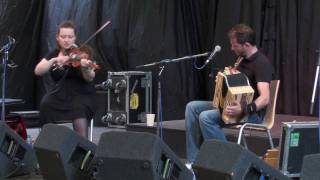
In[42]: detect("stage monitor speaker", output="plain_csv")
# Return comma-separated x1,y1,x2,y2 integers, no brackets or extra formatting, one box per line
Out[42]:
193,140,289,180
33,124,96,180
300,153,320,180
93,131,193,180
0,121,37,178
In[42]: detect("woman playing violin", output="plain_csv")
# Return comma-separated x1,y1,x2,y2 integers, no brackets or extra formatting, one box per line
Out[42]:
34,20,96,138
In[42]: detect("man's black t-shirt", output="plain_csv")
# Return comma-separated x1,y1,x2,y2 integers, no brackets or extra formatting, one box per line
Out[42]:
238,51,274,100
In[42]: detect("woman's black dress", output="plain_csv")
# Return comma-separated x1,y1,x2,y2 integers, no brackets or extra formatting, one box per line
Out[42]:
40,49,96,124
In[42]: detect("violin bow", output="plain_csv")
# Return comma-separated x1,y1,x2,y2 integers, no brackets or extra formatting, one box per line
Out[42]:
79,20,111,48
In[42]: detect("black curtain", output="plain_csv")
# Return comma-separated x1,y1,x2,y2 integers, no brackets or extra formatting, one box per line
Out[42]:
0,0,44,111
274,0,320,115
39,0,206,121
1,0,319,122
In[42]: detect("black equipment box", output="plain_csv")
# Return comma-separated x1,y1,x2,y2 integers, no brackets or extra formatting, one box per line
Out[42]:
102,71,152,127
278,121,320,178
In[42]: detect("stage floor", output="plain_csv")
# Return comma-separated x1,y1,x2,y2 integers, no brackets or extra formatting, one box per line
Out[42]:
127,114,318,157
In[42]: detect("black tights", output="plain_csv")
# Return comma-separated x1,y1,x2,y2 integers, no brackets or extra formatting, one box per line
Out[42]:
73,118,88,138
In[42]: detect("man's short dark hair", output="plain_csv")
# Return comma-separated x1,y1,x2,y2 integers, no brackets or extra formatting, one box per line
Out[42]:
228,24,256,46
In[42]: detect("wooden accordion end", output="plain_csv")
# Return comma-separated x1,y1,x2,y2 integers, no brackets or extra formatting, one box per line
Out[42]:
213,71,254,124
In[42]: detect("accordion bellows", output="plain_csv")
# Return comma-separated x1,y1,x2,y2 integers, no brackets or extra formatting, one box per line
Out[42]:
213,71,254,124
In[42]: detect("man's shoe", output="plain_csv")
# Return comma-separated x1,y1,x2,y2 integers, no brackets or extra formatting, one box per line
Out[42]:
185,162,196,180
185,162,193,170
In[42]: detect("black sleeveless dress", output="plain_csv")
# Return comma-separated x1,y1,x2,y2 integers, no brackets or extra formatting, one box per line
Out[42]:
39,49,96,124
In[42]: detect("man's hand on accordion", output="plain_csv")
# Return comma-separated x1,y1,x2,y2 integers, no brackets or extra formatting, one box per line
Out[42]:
224,101,243,117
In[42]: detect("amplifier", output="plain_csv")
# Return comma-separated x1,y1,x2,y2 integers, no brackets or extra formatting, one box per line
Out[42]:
102,71,152,127
278,121,320,178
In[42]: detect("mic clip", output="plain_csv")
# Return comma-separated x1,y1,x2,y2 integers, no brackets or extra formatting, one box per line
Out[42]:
0,36,15,53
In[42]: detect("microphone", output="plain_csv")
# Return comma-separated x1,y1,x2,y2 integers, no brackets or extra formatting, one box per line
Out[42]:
64,43,78,55
94,79,112,90
204,45,222,65
70,43,78,48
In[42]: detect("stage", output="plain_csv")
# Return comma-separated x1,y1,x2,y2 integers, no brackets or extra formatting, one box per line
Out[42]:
127,114,318,158
5,114,318,179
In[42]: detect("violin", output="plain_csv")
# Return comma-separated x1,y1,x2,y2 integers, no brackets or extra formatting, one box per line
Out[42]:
65,46,100,71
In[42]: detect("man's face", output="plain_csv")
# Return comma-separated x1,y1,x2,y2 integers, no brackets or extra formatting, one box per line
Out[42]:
230,38,246,57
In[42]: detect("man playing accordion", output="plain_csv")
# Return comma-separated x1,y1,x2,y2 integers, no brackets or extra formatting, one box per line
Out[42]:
185,24,274,167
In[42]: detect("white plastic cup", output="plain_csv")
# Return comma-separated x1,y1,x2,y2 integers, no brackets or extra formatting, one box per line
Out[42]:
146,113,155,127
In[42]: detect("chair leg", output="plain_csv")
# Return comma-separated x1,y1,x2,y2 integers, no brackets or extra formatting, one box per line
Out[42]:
89,118,93,142
238,124,273,150
266,129,274,149
237,126,249,149
237,124,247,144
242,135,248,149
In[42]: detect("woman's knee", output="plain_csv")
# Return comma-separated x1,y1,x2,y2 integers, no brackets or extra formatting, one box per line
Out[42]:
73,118,88,138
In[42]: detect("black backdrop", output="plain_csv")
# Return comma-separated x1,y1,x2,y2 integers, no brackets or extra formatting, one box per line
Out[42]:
0,0,319,122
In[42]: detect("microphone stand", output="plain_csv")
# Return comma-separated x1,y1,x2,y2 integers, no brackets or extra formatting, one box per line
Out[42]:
1,43,10,121
310,51,320,115
136,52,210,138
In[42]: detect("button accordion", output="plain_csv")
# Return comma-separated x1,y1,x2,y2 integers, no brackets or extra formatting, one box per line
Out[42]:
213,71,254,124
